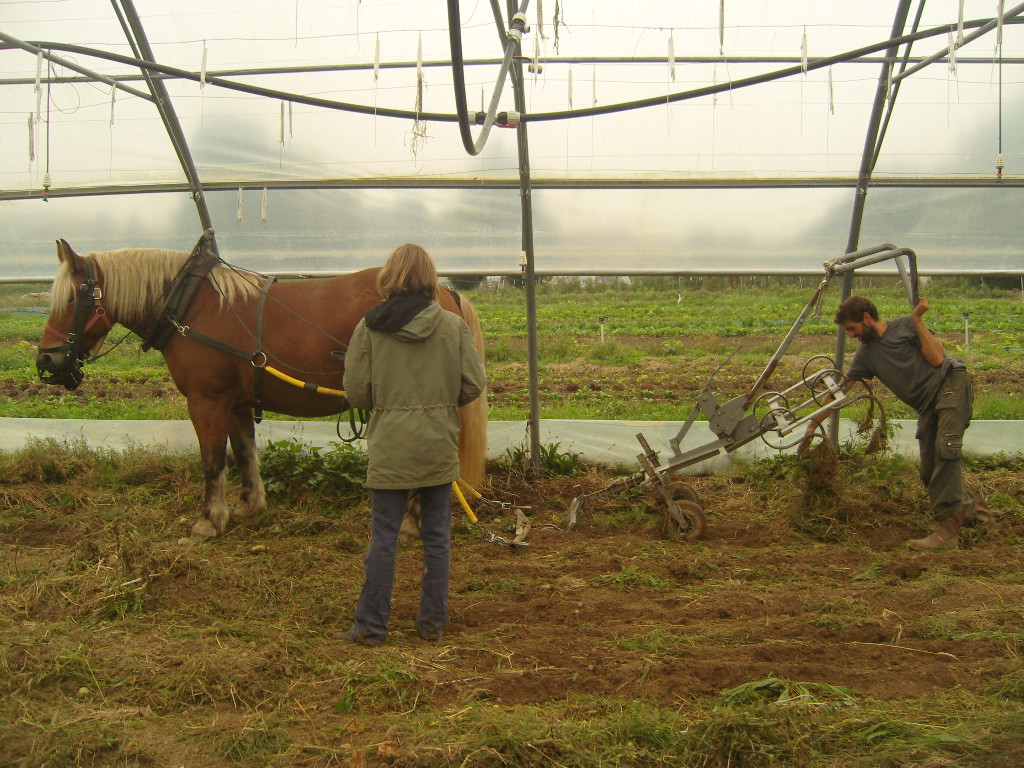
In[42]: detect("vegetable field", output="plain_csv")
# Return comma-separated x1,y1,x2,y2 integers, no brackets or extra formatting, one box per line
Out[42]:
2,277,1023,422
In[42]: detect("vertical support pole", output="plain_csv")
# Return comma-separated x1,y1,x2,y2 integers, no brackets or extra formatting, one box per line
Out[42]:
507,0,541,472
830,0,912,447
115,0,214,234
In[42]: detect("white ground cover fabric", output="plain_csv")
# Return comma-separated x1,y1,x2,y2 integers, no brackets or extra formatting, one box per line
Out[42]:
1,418,1019,472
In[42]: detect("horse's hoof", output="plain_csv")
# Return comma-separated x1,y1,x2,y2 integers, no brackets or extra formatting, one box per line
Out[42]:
191,519,220,539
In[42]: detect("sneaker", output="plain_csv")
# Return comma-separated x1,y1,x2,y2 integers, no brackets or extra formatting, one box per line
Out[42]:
416,624,443,642
334,628,386,647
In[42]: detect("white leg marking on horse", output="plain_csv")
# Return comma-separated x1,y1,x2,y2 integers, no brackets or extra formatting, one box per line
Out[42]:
193,467,229,538
235,452,266,519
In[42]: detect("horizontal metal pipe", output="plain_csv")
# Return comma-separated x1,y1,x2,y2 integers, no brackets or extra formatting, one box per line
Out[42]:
5,51,1024,88
5,267,1021,285
3,175,1023,203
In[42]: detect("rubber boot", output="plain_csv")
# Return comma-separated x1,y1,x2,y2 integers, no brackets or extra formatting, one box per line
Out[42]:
907,505,968,551
964,496,995,528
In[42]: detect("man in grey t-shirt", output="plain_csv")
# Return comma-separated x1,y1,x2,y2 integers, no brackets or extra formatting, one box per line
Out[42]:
801,295,986,551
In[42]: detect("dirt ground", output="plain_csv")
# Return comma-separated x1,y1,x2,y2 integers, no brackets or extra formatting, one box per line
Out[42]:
2,447,1023,767
450,467,1023,705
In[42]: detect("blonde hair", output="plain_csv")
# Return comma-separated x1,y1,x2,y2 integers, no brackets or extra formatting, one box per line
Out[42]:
377,243,439,300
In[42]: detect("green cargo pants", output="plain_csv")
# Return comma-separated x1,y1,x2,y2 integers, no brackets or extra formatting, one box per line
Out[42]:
915,367,975,522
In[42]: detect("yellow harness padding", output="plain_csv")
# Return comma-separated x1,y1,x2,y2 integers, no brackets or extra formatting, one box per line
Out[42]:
452,479,478,523
265,365,346,398
456,478,482,500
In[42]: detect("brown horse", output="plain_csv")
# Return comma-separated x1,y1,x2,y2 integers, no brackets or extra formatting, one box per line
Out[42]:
36,236,488,538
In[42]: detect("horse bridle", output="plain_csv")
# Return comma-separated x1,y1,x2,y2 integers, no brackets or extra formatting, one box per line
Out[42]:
38,257,114,388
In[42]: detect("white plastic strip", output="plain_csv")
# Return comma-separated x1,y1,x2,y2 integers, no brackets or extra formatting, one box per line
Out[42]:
997,0,1005,49
568,66,573,108
948,31,958,74
6,418,1016,468
236,187,243,222
34,50,43,121
261,187,268,223
27,114,34,161
279,102,285,145
719,0,725,54
415,35,424,118
200,42,207,88
957,0,965,46
801,28,808,73
109,84,116,125
533,27,541,82
373,35,380,81
668,33,676,81
827,68,834,114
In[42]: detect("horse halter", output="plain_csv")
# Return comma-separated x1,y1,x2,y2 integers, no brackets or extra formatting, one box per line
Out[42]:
37,257,113,390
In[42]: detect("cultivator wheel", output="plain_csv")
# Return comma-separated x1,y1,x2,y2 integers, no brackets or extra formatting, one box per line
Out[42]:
656,483,707,541
666,480,700,506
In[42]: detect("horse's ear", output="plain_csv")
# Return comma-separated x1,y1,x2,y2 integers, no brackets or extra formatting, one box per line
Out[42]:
56,239,88,272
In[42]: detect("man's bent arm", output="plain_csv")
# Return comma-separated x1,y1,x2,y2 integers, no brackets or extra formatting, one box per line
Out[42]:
911,298,945,367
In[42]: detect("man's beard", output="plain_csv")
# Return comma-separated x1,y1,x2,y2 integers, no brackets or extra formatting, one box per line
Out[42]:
859,324,878,342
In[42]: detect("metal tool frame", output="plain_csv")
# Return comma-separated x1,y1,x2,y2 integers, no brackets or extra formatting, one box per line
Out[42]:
566,244,920,536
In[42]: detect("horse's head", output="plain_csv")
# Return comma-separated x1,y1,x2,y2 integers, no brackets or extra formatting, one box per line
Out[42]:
36,240,114,390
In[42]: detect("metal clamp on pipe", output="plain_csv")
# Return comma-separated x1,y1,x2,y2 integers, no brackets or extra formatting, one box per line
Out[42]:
496,110,520,127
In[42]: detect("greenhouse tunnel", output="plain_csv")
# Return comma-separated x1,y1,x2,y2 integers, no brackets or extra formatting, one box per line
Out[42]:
2,0,1022,462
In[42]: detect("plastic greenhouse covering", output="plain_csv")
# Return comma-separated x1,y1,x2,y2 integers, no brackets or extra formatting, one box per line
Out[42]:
1,0,1022,281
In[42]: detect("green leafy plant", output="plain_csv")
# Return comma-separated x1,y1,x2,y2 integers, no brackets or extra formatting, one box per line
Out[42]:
538,441,586,476
260,440,367,495
498,441,587,477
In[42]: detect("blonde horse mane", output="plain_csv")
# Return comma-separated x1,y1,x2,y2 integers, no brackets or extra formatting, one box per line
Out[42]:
50,248,263,325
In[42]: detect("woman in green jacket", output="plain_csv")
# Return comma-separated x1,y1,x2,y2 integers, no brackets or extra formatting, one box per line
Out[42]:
339,244,487,646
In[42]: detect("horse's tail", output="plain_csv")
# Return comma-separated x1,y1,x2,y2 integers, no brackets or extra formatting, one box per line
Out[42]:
458,293,488,489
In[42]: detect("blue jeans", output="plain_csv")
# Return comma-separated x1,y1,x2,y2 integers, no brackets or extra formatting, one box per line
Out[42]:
349,484,452,643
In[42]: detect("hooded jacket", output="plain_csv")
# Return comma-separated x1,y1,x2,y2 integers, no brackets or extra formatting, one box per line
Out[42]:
343,297,487,489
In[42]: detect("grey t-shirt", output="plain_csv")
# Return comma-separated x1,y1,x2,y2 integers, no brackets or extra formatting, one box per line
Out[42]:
846,314,959,414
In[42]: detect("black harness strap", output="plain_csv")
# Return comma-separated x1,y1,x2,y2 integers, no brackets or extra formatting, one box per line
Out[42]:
173,325,254,361
252,276,276,423
150,233,357,423
444,284,463,310
142,230,221,352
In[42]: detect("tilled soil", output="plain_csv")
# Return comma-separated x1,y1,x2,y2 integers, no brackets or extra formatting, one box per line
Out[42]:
3,453,1022,767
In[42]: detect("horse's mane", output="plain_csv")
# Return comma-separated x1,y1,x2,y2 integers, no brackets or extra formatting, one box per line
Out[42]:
50,248,263,324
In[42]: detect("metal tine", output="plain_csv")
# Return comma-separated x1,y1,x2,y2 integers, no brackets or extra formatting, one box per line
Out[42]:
454,480,529,548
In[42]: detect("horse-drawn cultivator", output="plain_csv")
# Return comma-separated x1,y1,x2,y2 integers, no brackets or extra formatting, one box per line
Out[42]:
566,244,921,540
